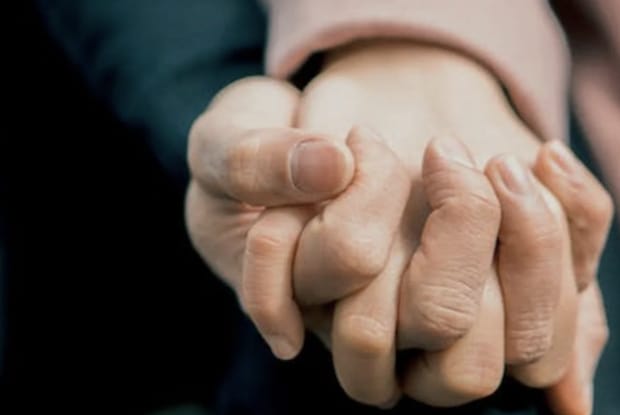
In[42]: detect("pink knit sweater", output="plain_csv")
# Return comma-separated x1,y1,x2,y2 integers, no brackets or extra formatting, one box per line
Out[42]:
261,0,620,210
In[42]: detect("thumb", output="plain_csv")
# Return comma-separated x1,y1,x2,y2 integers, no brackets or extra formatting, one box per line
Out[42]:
188,77,354,206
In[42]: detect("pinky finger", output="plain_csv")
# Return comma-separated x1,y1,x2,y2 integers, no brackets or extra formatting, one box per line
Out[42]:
242,206,315,360
534,141,614,291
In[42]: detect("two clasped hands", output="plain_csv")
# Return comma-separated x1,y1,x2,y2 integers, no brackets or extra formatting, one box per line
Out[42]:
186,42,613,414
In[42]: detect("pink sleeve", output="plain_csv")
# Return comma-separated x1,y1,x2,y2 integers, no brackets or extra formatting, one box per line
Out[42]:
558,0,620,204
261,0,570,143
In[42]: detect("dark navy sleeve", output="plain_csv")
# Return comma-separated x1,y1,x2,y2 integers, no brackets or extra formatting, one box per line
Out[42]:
35,0,266,184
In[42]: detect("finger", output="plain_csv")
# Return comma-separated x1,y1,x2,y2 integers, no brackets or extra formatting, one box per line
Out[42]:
293,127,410,305
486,155,563,364
546,282,608,415
546,362,593,415
241,206,315,360
402,275,505,407
398,136,501,350
546,360,593,415
188,77,354,206
534,140,614,292
185,180,262,290
331,237,408,408
509,187,579,387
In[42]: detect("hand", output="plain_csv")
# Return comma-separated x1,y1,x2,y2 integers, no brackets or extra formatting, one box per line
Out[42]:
404,140,612,410
185,77,356,358
535,142,613,415
294,40,611,409
185,43,612,412
296,40,574,400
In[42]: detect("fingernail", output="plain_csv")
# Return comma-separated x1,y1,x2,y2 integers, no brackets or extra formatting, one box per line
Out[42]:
432,137,476,168
265,335,298,360
548,141,578,175
497,155,533,194
291,140,349,193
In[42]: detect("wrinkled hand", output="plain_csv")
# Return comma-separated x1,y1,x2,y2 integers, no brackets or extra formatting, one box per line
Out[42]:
291,40,611,409
536,143,612,415
186,77,356,358
185,42,612,413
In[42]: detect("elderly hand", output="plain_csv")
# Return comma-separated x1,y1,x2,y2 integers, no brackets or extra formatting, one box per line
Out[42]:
185,41,612,413
293,40,611,409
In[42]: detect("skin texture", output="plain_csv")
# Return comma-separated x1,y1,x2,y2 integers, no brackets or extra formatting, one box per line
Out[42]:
185,41,613,414
294,41,579,403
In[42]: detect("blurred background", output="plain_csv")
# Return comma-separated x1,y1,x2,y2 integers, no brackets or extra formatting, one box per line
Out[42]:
1,2,618,414
1,2,241,413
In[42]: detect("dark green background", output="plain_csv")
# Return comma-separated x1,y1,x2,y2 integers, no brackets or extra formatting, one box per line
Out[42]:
2,1,617,414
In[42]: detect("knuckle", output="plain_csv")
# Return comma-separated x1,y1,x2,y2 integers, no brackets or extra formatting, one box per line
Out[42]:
187,113,211,178
590,190,614,230
445,191,501,228
414,290,478,347
514,357,572,388
322,220,389,282
426,152,499,212
446,373,502,402
519,213,564,256
338,315,393,358
245,222,288,259
468,191,501,217
568,177,613,230
226,136,261,199
506,326,553,364
570,195,612,238
590,322,610,351
442,348,504,400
